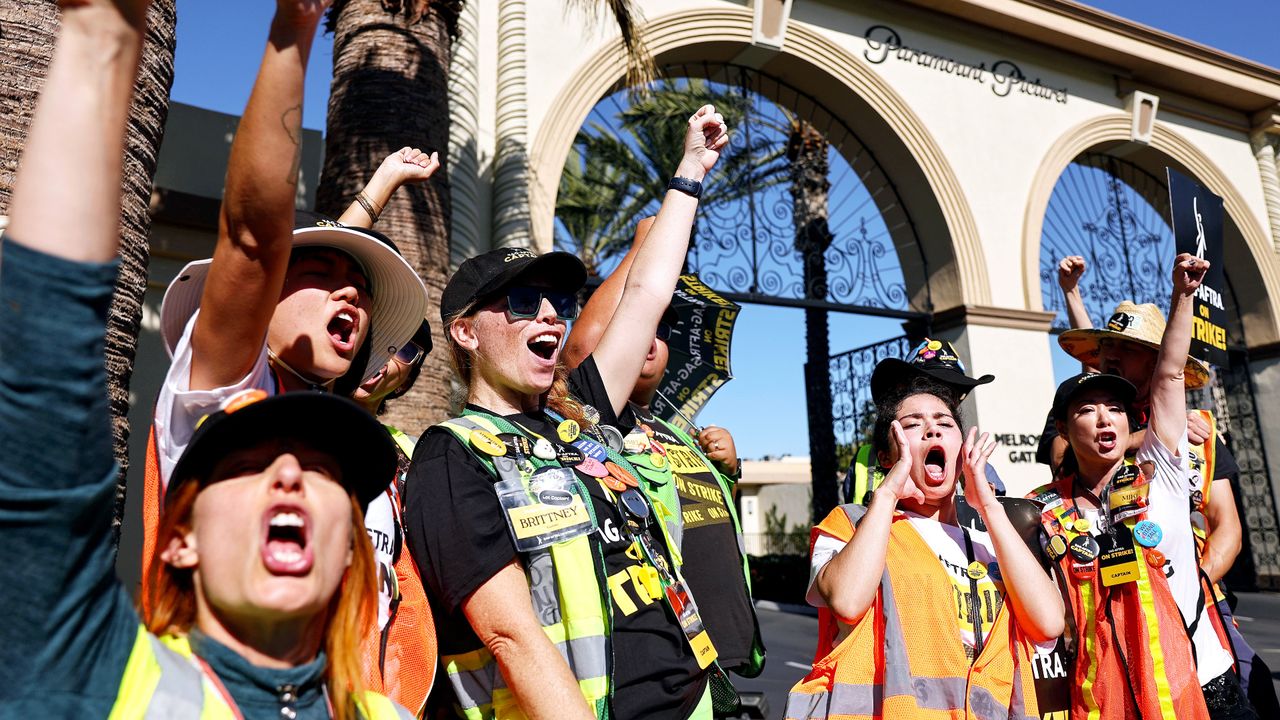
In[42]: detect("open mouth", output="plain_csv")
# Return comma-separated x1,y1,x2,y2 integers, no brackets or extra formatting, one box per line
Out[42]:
1097,431,1117,452
261,505,312,575
327,310,358,352
923,446,947,484
527,332,560,362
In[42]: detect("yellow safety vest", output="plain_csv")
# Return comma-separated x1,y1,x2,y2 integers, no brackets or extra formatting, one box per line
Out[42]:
434,413,611,720
108,625,408,719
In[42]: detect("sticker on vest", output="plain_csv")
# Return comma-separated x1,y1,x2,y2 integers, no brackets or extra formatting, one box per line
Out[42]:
495,467,593,551
1097,524,1140,587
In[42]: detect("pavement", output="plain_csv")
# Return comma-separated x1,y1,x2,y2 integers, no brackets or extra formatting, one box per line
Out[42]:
729,592,1280,720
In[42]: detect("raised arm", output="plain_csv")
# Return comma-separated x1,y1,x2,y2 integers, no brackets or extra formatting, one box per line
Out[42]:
590,106,728,416
188,1,329,391
962,428,1063,642
1149,253,1206,450
814,422,921,621
336,146,441,228
1057,256,1093,334
562,216,655,369
6,0,147,262
462,562,594,720
0,0,152,707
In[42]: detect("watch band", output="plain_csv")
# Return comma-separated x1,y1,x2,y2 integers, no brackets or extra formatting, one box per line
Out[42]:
667,176,703,199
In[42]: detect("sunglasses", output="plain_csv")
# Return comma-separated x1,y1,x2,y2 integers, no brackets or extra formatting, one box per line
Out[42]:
393,341,425,366
656,321,673,342
506,286,579,320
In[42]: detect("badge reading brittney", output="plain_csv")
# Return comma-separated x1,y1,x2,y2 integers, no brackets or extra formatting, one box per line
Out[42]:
494,467,593,551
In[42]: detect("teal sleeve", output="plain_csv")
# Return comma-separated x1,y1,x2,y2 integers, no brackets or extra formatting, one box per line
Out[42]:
0,239,141,713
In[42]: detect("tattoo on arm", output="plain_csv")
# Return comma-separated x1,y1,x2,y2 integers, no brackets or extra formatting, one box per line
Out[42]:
282,104,303,187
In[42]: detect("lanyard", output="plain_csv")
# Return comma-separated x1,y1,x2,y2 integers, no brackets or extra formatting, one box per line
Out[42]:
960,528,985,660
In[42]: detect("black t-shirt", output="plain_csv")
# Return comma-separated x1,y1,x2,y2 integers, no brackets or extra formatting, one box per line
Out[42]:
404,356,706,720
629,404,757,670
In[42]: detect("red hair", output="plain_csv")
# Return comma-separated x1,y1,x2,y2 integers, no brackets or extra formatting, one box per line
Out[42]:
144,480,377,720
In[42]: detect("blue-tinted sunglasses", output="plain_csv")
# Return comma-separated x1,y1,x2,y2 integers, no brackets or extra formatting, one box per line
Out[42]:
506,286,579,320
393,341,426,366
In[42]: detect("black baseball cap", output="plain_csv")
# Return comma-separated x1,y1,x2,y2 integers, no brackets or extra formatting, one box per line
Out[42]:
440,247,587,323
871,338,995,403
1051,372,1138,422
168,391,396,512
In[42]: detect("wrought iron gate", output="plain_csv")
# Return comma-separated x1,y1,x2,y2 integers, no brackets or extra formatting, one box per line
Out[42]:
1042,152,1279,588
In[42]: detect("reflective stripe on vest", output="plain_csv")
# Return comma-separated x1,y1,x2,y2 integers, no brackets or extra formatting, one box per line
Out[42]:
109,626,408,719
786,505,1036,720
435,413,611,720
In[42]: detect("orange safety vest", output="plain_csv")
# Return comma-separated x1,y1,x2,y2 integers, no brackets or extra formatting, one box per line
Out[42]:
787,504,1039,720
1028,476,1209,720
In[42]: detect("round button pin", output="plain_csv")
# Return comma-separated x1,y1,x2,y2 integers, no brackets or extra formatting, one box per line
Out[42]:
605,461,639,488
1133,520,1162,548
649,452,667,469
576,457,608,478
1046,534,1068,560
1070,562,1095,581
1073,517,1092,534
966,561,987,580
1145,548,1166,568
557,419,581,443
1069,535,1100,563
620,488,651,520
599,474,627,492
572,437,609,463
470,429,507,456
556,447,586,466
533,438,557,460
600,425,625,453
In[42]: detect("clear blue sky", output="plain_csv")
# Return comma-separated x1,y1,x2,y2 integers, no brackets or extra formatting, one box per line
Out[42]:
171,0,1279,457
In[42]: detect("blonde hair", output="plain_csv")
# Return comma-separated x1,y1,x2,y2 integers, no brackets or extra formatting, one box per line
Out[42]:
444,306,587,425
145,480,377,720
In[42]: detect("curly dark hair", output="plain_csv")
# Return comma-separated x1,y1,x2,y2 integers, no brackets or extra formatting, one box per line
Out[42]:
870,375,964,464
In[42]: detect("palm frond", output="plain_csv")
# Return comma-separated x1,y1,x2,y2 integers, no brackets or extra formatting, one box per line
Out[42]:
566,0,655,87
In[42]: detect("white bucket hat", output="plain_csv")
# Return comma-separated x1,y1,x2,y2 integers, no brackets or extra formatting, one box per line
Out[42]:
160,218,428,382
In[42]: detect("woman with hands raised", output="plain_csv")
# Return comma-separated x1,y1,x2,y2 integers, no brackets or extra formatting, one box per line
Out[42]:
788,364,1060,720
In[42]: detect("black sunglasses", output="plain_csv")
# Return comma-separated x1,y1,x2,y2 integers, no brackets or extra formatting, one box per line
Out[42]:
656,321,673,342
393,341,425,366
506,286,579,320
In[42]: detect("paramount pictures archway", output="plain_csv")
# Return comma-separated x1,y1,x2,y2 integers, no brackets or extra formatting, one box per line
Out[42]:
550,55,962,524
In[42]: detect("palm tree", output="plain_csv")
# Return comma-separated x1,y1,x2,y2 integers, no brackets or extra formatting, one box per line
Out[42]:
787,117,839,524
555,79,786,272
0,0,178,549
318,0,462,434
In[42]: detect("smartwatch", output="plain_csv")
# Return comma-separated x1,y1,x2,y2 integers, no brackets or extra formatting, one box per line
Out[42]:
667,176,703,199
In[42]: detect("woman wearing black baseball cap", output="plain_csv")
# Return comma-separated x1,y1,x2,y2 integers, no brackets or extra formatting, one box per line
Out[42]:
405,106,730,720
1026,254,1252,719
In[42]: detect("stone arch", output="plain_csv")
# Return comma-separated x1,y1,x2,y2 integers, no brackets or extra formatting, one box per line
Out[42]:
529,6,990,310
1022,114,1280,347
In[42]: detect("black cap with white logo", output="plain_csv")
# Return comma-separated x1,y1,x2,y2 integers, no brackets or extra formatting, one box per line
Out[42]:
440,247,587,323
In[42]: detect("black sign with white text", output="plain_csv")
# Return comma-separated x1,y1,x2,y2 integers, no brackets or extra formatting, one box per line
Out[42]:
1167,168,1228,367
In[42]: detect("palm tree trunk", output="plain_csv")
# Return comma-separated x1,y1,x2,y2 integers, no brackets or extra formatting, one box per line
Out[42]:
788,120,838,524
319,0,459,436
0,0,177,551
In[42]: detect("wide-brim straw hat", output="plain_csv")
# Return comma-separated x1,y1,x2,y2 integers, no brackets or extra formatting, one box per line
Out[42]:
160,218,428,382
1058,300,1210,390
